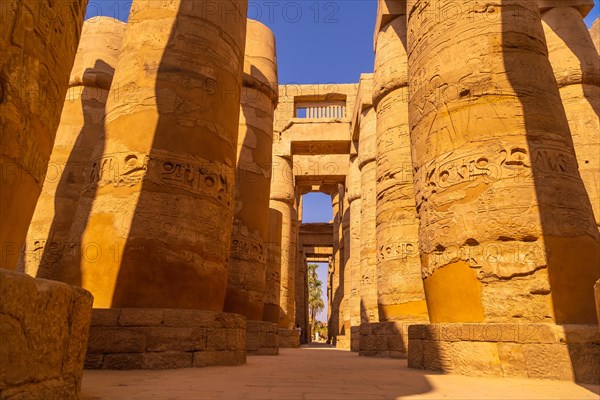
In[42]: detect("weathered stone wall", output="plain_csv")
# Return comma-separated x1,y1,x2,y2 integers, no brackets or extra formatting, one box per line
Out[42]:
278,328,300,348
0,0,88,270
541,5,600,228
85,309,246,369
225,19,277,321
0,269,93,398
22,17,125,280
65,0,248,309
407,0,599,325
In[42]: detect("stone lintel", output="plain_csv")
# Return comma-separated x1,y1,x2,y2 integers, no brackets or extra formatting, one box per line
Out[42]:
407,323,600,384
538,0,594,17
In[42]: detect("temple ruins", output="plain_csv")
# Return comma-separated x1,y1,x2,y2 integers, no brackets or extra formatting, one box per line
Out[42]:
1,0,600,398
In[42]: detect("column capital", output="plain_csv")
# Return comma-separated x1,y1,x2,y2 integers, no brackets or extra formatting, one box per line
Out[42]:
538,0,594,17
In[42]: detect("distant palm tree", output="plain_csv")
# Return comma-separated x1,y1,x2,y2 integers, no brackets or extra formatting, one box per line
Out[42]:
308,263,324,340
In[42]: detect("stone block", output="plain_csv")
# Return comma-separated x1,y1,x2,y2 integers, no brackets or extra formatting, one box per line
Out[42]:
163,309,217,327
84,354,104,370
102,354,145,370
146,327,207,352
118,309,165,327
450,342,503,377
522,344,574,381
91,309,120,327
497,343,528,378
207,329,229,351
142,352,193,370
87,327,147,354
0,270,92,399
407,339,424,369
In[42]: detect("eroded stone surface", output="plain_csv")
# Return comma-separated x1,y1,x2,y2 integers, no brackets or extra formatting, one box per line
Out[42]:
247,320,279,355
0,269,93,398
0,0,88,270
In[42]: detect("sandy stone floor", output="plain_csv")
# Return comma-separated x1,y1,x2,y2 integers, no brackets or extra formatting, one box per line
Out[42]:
82,344,599,400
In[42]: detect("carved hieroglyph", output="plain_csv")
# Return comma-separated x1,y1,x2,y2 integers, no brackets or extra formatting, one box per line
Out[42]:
270,154,296,329
373,10,428,322
225,19,277,320
0,0,88,270
66,0,248,309
23,17,126,280
358,106,378,324
407,0,600,324
541,5,600,228
346,153,362,328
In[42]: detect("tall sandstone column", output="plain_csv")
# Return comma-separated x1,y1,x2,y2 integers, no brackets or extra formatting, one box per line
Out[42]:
540,3,600,227
264,208,283,323
225,19,277,320
1,0,88,270
373,4,428,323
358,105,378,324
338,185,351,347
23,17,126,280
346,153,362,351
270,153,298,345
591,18,600,54
67,0,248,309
408,0,599,324
406,0,600,382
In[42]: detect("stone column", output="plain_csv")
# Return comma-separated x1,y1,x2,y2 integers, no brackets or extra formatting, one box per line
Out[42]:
22,17,126,280
69,0,248,309
225,19,278,321
270,154,298,347
358,106,378,324
590,18,599,55
1,0,88,270
340,185,351,342
330,187,342,342
374,5,428,325
406,0,600,382
263,208,282,323
540,2,600,227
346,153,362,352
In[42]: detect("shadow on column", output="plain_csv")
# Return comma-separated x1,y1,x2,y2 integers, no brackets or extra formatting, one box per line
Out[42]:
36,61,111,287
502,1,600,385
111,1,243,310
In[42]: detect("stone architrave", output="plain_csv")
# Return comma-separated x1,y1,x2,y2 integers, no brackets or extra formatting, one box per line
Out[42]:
225,19,278,320
0,0,88,270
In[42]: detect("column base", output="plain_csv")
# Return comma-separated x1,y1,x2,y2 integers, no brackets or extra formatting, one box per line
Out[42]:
408,323,600,384
359,322,416,358
85,309,246,370
278,328,300,348
336,334,350,350
0,269,93,399
351,326,360,352
247,321,279,355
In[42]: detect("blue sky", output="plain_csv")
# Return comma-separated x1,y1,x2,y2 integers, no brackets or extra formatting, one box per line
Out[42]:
85,0,600,324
